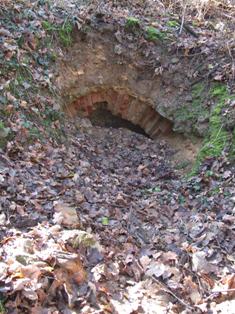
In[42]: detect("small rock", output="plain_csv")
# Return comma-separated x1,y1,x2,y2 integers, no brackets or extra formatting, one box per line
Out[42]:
0,212,6,225
114,44,123,55
223,170,231,179
171,57,179,64
115,31,122,43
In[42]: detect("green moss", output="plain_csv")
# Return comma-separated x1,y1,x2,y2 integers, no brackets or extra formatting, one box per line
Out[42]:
125,17,140,30
191,84,233,174
199,85,229,157
174,83,209,127
166,20,179,28
210,84,227,97
146,26,166,41
174,105,194,122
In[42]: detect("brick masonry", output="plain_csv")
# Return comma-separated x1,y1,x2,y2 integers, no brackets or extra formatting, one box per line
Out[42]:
67,89,173,139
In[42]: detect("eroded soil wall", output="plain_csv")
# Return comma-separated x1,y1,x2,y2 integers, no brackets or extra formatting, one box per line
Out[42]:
55,23,206,137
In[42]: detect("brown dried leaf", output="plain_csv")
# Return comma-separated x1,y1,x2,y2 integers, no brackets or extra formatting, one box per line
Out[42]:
184,276,202,304
53,202,80,228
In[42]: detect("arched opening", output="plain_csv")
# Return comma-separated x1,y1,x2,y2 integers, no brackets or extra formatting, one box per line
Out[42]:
65,88,173,139
89,102,149,136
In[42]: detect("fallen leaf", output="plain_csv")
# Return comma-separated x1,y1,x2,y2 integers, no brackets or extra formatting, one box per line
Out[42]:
53,202,80,228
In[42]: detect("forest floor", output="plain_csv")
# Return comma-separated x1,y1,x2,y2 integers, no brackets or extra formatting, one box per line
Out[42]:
0,122,235,314
0,121,235,313
0,1,235,313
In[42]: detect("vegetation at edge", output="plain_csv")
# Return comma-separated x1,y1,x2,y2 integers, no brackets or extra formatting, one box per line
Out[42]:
42,20,73,47
191,84,235,174
145,26,167,41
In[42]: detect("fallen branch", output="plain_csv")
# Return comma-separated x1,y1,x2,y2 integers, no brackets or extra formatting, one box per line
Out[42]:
182,22,200,38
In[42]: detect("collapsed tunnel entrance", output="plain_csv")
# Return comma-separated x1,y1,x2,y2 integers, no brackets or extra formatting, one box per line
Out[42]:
65,88,202,172
57,28,203,172
66,88,173,139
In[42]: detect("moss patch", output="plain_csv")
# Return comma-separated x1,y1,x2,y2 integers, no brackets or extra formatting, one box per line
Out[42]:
126,17,140,28
174,83,209,132
166,20,180,28
125,17,141,34
145,26,166,41
191,84,234,174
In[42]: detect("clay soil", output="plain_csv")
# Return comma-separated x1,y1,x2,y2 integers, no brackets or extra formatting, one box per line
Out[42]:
0,1,235,313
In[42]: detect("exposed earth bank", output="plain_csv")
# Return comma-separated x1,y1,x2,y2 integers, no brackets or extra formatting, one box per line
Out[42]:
0,1,235,313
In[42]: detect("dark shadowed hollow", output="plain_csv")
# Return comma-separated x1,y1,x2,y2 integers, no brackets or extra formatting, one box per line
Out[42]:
89,102,149,136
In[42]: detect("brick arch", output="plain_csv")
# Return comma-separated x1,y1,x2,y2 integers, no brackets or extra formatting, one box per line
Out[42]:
66,89,173,139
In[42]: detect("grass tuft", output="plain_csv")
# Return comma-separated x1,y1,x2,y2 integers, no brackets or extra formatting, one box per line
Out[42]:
42,20,73,47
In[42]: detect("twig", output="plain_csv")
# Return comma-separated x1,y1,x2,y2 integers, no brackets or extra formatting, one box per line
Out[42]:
212,288,235,293
205,288,235,302
179,5,186,35
138,258,198,311
151,274,196,311
174,17,199,38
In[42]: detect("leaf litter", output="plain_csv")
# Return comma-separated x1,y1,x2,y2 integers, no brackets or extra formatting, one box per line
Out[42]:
0,123,234,313
0,0,235,313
